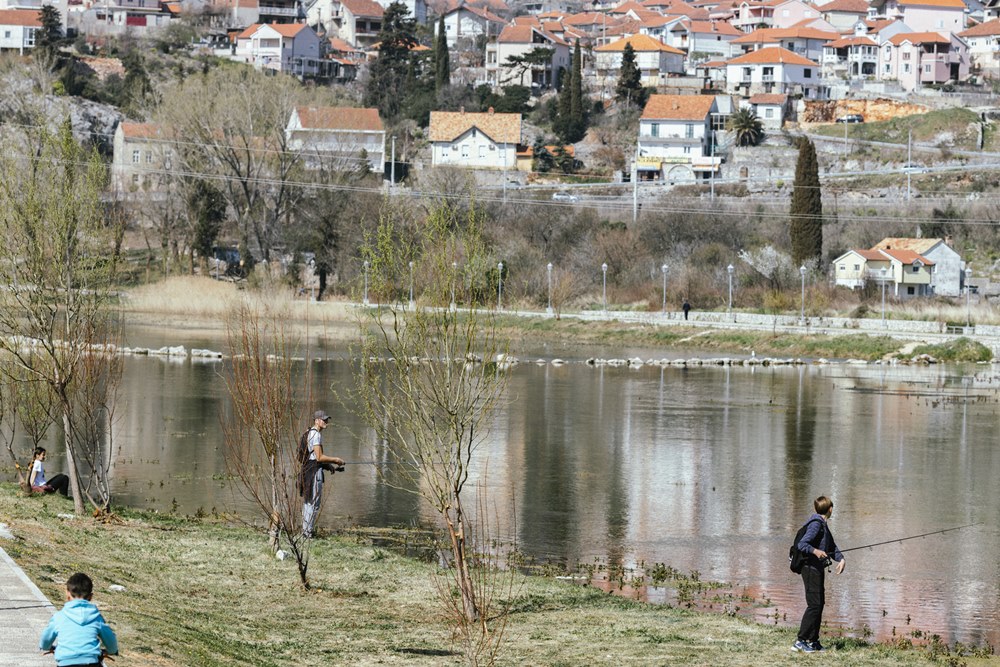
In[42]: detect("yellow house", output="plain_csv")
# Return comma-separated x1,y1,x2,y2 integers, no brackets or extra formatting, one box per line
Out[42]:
833,246,934,298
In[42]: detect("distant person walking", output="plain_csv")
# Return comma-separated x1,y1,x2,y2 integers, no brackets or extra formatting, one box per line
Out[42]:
682,299,691,321
299,410,345,539
28,447,70,496
792,496,845,653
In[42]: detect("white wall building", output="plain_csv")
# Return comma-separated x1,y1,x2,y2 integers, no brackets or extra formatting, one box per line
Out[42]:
0,8,38,53
637,94,721,183
429,109,521,169
286,106,386,173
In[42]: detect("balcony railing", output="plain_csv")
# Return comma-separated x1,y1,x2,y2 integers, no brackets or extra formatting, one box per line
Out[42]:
259,4,298,15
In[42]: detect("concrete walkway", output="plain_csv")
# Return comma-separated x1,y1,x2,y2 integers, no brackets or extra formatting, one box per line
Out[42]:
0,535,55,667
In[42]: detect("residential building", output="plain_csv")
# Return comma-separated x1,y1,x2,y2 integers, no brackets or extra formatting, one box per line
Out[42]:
732,0,822,33
817,0,870,32
832,246,934,298
639,14,687,44
286,106,386,172
871,237,964,296
111,122,172,194
678,19,742,61
333,0,384,48
594,34,686,89
485,24,570,88
428,108,521,169
234,23,325,77
745,92,787,128
869,0,966,35
832,249,889,289
823,35,879,78
878,31,969,89
70,0,174,37
435,4,505,47
0,8,38,54
959,18,1000,69
636,94,721,183
0,0,66,29
726,46,825,98
731,26,839,62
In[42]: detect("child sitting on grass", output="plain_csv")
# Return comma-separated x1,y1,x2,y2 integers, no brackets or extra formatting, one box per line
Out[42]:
40,573,118,666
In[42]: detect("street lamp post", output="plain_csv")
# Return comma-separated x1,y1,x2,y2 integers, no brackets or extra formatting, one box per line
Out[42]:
727,264,734,318
880,266,887,327
450,261,457,311
408,260,414,309
602,263,608,312
363,260,370,306
546,262,553,315
497,262,504,311
966,267,972,328
799,265,807,324
661,264,668,315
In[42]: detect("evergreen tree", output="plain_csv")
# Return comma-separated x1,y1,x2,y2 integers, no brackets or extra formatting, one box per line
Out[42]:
121,50,155,117
555,41,587,143
364,2,419,121
434,15,450,92
615,42,642,105
790,138,823,265
532,137,554,173
570,40,583,127
35,5,63,61
727,107,764,147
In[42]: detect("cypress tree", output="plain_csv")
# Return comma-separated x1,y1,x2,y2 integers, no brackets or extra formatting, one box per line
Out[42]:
790,138,823,265
570,40,583,131
615,42,642,105
35,5,63,63
435,15,450,92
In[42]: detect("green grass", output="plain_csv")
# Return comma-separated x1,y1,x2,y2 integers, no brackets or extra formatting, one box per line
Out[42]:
907,337,992,362
812,108,982,149
3,485,992,666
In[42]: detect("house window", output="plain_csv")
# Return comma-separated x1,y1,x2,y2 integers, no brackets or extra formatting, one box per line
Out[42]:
685,124,694,138
132,150,140,164
765,108,774,118
479,145,486,158
3,30,10,38
651,123,659,137
912,265,920,273
804,68,812,78
924,64,931,73
854,264,860,271
903,52,910,60
461,144,469,158
24,28,34,46
146,151,153,164
904,64,910,73
907,286,915,295
839,265,846,271
683,146,691,154
441,146,448,158
884,64,891,73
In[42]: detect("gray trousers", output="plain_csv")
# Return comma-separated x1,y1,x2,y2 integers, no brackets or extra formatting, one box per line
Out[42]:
302,469,324,536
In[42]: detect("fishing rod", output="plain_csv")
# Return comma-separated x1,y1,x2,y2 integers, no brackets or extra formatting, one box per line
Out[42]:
839,522,980,554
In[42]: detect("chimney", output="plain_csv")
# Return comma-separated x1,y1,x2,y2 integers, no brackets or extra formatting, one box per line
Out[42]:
488,106,495,114
945,234,953,246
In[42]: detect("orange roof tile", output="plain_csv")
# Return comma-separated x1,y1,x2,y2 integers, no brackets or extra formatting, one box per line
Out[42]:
609,0,648,13
542,20,564,32
120,122,166,140
865,18,896,31
295,106,383,132
512,15,542,25
497,24,569,45
817,0,869,12
685,19,741,35
877,248,934,265
340,0,385,18
960,19,1000,37
641,94,716,120
266,23,309,37
329,36,363,52
596,33,686,52
847,249,889,261
0,8,41,26
887,31,950,45
870,237,943,254
236,23,262,39
748,93,787,104
428,110,521,144
727,46,818,65
898,0,964,7
827,35,877,46
733,26,838,42
564,11,606,24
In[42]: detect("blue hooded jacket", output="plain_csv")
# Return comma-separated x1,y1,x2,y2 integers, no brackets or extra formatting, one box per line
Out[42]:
39,598,118,666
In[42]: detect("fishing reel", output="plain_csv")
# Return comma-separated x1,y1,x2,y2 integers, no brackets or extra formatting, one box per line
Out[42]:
820,556,833,569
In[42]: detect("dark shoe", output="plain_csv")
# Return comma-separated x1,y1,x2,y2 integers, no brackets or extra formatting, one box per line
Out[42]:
792,640,816,653
810,640,824,652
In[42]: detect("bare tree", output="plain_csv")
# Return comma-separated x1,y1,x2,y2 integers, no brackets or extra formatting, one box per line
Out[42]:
0,122,126,514
356,204,512,663
223,300,314,588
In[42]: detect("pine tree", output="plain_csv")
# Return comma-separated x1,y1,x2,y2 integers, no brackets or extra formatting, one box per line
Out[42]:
35,5,63,62
434,15,450,92
615,43,642,105
790,138,823,266
570,40,583,128
364,2,418,121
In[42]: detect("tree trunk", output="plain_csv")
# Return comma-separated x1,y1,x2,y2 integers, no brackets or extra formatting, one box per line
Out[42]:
447,504,479,623
62,406,85,515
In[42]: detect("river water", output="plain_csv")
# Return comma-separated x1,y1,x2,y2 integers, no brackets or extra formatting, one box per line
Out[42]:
29,324,1000,648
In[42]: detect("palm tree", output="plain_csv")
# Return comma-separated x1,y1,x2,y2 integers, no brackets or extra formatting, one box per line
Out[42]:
728,107,764,147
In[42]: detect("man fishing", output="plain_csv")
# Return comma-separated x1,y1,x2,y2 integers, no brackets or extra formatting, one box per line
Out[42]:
792,495,845,653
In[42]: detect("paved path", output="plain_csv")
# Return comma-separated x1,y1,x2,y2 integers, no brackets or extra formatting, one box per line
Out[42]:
0,534,55,667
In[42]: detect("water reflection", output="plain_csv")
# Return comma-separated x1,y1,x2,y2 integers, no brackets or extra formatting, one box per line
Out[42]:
23,330,1000,648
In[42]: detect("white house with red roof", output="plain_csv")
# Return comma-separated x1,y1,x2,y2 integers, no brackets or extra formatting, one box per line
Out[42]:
833,237,963,297
869,0,966,35
428,108,521,169
726,45,825,97
0,8,38,54
594,34,686,87
817,0,871,31
959,18,1000,68
435,3,505,47
732,26,838,61
732,0,822,32
744,92,787,128
485,24,571,88
234,23,324,76
878,30,969,89
328,0,386,48
112,122,172,194
286,106,386,172
823,34,879,77
680,19,742,60
637,94,721,182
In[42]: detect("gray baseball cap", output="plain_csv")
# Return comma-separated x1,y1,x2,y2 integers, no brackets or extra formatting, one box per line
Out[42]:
313,410,330,422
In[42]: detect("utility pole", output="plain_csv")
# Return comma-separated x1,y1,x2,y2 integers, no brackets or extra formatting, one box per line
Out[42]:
843,117,848,158
907,128,912,201
390,135,396,190
710,119,715,200
632,146,638,224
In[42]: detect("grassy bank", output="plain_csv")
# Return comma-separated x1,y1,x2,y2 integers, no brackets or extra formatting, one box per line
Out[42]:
2,486,992,666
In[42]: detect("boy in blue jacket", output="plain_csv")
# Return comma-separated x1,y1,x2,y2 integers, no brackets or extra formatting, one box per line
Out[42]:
40,573,119,666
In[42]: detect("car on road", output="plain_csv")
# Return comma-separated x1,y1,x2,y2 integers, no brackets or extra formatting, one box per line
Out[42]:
901,163,928,173
552,192,579,202
835,114,864,123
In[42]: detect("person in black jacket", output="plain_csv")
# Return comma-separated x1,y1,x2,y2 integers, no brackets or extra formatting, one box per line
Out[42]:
792,496,845,653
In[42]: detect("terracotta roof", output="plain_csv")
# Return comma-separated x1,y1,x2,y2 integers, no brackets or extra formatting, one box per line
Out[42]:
700,59,728,66
428,109,521,143
329,36,363,52
898,0,964,7
685,19,741,35
960,19,1000,37
340,0,385,18
236,23,262,39
596,33,686,52
878,248,934,265
119,122,165,140
295,106,383,132
538,10,566,18
605,18,644,35
609,0,648,13
887,31,950,45
733,26,838,42
462,5,505,22
513,14,542,25
748,93,787,104
542,20,564,31
265,23,309,38
641,94,716,120
866,18,896,31
843,249,889,261
564,11,606,24
0,8,41,26
827,35,877,46
727,46,819,65
497,24,569,45
871,237,943,254
817,0,869,12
